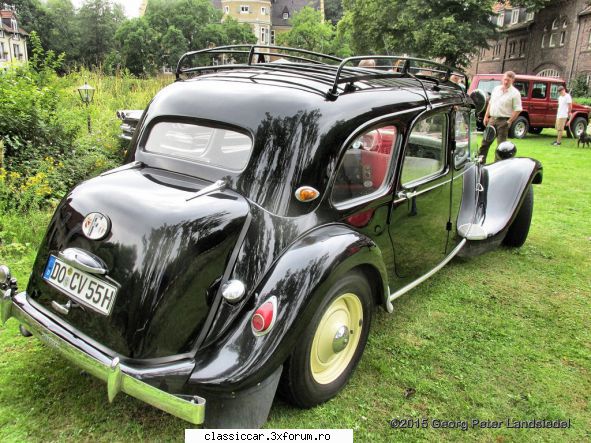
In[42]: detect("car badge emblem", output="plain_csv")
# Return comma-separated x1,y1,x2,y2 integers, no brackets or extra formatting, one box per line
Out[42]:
82,213,111,240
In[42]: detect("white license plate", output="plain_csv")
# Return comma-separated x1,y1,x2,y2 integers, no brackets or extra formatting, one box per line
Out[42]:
43,255,118,316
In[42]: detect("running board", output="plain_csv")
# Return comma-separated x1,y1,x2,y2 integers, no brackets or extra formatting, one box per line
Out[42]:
386,239,467,313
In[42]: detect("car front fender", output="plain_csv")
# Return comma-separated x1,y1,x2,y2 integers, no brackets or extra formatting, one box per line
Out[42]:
187,224,388,392
461,158,542,241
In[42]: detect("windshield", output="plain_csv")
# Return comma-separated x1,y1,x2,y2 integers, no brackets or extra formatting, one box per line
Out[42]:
477,79,501,94
145,122,252,172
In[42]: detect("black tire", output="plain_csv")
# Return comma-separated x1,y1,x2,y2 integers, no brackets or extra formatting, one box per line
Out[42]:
509,116,529,139
503,185,534,247
529,127,543,134
570,116,588,139
280,271,373,408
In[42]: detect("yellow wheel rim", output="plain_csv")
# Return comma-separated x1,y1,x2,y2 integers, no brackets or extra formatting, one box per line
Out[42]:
310,293,363,385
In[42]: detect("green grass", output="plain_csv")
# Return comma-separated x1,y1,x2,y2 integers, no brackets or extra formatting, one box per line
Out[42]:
1,130,590,442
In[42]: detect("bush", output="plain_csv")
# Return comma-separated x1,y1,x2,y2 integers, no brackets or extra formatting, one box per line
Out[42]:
573,97,591,106
569,74,589,98
0,35,173,213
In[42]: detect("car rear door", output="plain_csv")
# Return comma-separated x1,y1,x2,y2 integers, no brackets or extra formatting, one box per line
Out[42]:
389,109,452,287
530,81,549,127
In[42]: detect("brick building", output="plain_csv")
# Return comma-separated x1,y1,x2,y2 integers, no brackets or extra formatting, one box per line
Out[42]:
0,7,28,68
468,0,591,85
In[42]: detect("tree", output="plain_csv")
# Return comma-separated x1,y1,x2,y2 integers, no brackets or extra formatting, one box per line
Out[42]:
77,0,125,67
324,0,344,24
276,7,350,57
341,0,554,67
44,0,80,66
114,18,158,76
160,25,189,70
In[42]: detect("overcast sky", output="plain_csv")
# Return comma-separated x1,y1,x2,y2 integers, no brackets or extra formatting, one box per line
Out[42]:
70,0,143,18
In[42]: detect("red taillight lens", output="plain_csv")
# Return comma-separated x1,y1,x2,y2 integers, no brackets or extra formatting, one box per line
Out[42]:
251,296,277,336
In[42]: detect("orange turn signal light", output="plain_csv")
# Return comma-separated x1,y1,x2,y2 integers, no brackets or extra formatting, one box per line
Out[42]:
295,186,320,202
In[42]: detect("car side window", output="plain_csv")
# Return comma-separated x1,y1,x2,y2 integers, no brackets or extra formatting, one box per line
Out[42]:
514,81,529,98
532,82,547,99
401,113,447,186
454,110,470,169
332,124,398,204
550,83,561,100
477,79,501,94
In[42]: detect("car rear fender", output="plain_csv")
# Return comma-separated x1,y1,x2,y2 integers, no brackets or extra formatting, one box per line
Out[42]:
188,224,388,392
458,157,542,244
571,111,588,122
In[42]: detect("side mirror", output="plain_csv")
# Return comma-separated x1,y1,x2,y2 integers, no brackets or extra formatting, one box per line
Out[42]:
469,89,488,114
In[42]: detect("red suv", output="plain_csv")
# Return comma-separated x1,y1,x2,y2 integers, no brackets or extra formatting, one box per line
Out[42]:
469,74,589,139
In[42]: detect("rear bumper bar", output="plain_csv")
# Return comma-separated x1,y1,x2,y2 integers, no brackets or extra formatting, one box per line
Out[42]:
1,288,206,425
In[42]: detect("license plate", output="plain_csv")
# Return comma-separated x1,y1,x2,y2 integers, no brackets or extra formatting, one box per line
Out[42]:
43,255,118,316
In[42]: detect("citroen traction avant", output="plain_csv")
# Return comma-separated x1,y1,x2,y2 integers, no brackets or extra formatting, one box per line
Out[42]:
1,45,542,428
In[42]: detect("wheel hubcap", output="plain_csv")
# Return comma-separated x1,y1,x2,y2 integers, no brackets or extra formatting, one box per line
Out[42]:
310,293,363,385
332,325,350,353
575,122,586,137
515,122,526,137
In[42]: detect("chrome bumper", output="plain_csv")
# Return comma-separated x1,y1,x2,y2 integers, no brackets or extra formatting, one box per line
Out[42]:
0,288,206,425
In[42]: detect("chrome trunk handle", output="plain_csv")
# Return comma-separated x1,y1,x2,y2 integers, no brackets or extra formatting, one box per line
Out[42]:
58,248,108,275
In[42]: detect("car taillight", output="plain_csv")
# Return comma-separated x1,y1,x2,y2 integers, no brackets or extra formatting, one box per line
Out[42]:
251,296,277,336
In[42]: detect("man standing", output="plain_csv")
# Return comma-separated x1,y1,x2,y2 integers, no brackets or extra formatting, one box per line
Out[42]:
479,71,523,162
552,86,572,146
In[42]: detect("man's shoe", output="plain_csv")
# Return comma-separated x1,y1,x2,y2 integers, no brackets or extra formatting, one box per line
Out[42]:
552,142,561,146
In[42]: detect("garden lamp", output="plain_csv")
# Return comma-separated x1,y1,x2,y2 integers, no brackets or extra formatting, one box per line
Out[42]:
77,82,95,133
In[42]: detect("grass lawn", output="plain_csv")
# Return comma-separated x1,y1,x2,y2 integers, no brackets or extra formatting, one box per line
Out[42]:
1,130,590,442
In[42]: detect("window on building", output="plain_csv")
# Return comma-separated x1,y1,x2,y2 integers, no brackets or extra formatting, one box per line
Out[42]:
563,20,567,28
0,30,4,38
560,31,566,46
519,39,527,56
549,34,556,47
497,13,504,27
542,34,546,48
260,27,269,44
271,30,275,45
0,42,5,60
12,32,19,41
552,18,559,30
224,5,229,13
537,69,560,78
526,11,534,21
283,12,289,20
13,44,22,60
511,9,519,25
261,7,267,15
240,5,250,14
508,41,516,57
10,19,17,30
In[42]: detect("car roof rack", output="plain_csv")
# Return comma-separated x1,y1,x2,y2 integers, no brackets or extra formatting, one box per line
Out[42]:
175,45,467,101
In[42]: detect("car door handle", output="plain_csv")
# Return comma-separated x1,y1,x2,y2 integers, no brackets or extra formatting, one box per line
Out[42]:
397,190,417,200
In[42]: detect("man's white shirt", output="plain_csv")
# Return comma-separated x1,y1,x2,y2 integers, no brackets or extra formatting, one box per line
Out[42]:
489,85,523,118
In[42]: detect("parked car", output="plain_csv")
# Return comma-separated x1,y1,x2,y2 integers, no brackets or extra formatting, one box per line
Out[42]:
468,73,589,138
0,46,542,429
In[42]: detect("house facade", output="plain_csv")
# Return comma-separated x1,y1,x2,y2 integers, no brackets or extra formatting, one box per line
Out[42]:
212,0,323,45
0,8,28,68
468,0,591,85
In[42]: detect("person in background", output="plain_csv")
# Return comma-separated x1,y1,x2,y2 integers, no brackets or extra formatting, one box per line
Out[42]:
358,59,376,68
478,71,522,162
552,86,572,146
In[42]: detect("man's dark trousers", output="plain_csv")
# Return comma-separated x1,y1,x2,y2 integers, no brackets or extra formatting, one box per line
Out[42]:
479,117,510,161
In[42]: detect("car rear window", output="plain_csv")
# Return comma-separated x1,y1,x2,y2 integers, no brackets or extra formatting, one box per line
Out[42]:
476,79,501,94
145,122,252,171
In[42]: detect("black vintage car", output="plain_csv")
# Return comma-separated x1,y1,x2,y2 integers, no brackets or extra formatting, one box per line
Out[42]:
0,46,542,428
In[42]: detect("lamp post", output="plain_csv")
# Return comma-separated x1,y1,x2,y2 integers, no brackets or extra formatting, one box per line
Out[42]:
77,82,95,134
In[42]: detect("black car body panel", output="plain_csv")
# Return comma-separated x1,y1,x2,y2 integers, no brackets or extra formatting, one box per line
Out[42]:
27,167,250,359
